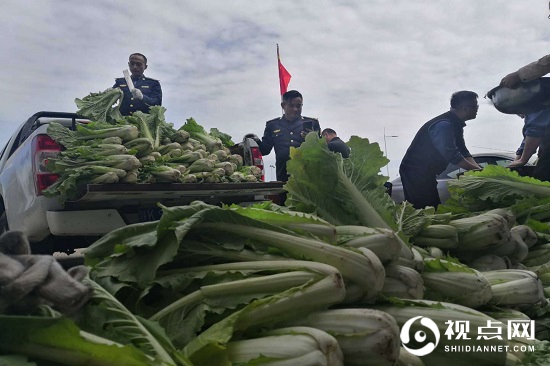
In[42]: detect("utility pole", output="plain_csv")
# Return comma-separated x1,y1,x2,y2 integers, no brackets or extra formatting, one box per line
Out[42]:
383,127,398,178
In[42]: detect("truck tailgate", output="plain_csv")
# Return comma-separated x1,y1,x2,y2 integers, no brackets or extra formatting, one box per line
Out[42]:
68,182,285,205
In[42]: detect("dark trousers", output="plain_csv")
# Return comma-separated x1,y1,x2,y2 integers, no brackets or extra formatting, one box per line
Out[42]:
534,148,550,182
400,165,441,209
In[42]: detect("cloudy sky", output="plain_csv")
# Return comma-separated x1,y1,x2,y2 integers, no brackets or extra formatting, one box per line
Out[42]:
1,0,549,180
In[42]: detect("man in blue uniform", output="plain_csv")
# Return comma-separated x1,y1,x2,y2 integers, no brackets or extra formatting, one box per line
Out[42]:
113,53,162,116
399,91,481,209
247,90,321,182
322,128,350,158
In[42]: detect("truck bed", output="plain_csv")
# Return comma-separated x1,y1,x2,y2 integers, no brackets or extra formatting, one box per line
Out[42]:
61,182,287,223
74,182,285,203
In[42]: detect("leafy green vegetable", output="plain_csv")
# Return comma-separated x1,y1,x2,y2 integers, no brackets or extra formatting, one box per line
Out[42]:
85,201,385,310
124,107,175,149
43,165,126,203
182,272,345,364
47,154,141,173
146,261,343,349
442,165,550,212
209,128,234,148
0,314,156,366
285,133,396,231
75,88,124,124
78,278,185,365
47,121,139,146
521,340,550,365
180,118,222,152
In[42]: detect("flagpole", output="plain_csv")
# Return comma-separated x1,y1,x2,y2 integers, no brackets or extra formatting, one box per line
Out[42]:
277,44,283,111
277,44,282,97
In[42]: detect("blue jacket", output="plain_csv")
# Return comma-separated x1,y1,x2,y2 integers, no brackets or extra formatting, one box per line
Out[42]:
113,75,162,115
258,116,321,181
327,137,350,158
400,111,471,177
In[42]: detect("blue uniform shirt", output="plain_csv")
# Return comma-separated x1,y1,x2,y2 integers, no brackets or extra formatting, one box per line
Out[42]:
258,116,321,181
114,75,162,115
428,120,470,165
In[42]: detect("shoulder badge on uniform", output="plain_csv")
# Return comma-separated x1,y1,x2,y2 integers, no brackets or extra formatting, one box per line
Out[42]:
265,117,280,125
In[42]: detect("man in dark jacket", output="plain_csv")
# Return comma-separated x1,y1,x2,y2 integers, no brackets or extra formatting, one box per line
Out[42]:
247,90,321,182
399,91,481,209
322,128,350,158
113,53,162,116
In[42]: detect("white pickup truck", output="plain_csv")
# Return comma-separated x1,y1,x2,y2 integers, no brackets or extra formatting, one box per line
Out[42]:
0,111,284,254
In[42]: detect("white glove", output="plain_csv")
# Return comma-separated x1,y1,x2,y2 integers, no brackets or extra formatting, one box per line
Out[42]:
131,88,143,100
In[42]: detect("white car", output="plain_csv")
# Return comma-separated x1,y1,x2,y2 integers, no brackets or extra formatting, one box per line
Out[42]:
389,153,535,204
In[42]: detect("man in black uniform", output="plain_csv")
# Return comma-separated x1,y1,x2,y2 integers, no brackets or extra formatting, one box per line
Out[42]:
113,53,162,116
321,128,350,158
247,90,321,182
399,91,481,209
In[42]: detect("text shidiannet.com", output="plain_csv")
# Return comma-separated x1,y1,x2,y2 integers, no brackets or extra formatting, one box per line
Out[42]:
444,345,535,353
443,319,536,353
401,317,538,357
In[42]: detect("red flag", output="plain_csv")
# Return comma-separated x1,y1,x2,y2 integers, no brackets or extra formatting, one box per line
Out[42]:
277,44,291,96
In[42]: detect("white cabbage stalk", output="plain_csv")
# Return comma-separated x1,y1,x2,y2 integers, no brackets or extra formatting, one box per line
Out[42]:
531,263,550,286
421,259,492,308
139,155,156,164
523,243,550,267
483,269,547,309
482,307,531,323
396,347,425,366
511,225,538,248
397,245,425,272
422,270,492,308
123,137,154,157
411,247,425,272
467,255,508,272
427,247,444,259
449,211,513,251
197,222,386,303
508,232,529,264
335,225,402,265
120,170,138,184
488,235,519,257
227,327,343,366
506,352,522,366
413,224,458,249
288,308,400,366
412,236,458,249
382,264,424,300
485,208,516,227
89,171,119,184
261,326,344,365
412,246,430,258
154,263,347,351
509,263,527,270
374,299,508,366
418,224,459,240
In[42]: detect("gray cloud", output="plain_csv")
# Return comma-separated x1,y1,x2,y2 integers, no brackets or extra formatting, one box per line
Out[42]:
1,0,548,179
